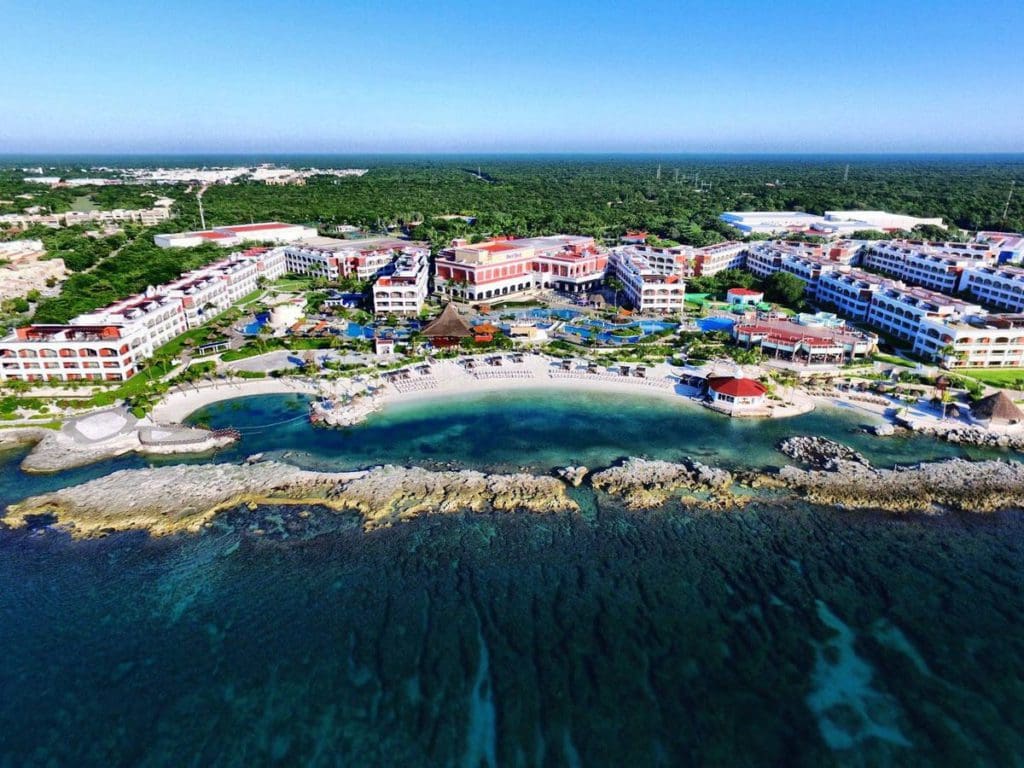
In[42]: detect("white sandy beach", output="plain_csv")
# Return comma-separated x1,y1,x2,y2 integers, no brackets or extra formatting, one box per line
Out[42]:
151,353,818,424
151,378,320,423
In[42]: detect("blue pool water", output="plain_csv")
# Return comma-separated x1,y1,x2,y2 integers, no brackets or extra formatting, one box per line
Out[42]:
697,317,735,332
240,311,270,336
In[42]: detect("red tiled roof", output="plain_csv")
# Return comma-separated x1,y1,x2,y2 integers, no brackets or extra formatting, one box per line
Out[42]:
727,288,762,296
475,242,518,253
198,231,230,239
708,377,767,397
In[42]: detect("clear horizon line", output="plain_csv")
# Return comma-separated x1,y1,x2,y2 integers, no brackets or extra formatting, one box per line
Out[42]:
3,150,1024,158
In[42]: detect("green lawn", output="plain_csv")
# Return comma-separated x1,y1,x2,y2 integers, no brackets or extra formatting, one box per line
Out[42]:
956,368,1024,388
872,352,915,368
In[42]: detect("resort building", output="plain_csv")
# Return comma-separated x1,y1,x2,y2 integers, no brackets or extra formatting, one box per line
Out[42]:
435,235,608,302
1,205,172,230
608,247,686,313
726,288,764,306
162,247,286,328
283,237,428,282
705,375,769,416
154,222,317,249
862,241,992,294
976,231,1024,264
721,210,944,237
733,317,876,364
691,241,748,276
0,323,149,382
73,292,188,357
0,248,286,383
815,269,901,321
866,284,984,353
371,248,431,316
961,264,1024,313
925,314,1024,369
746,241,855,299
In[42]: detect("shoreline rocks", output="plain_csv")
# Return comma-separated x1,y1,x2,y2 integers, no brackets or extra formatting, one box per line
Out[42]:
591,458,733,509
778,436,871,470
555,465,589,487
310,394,383,428
3,461,578,538
779,458,1024,514
906,423,1024,450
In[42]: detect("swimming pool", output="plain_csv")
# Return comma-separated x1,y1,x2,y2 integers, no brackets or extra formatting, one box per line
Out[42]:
241,312,270,336
697,317,735,333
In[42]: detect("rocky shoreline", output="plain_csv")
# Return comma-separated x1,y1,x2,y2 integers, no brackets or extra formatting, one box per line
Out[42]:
3,460,578,538
4,439,1024,538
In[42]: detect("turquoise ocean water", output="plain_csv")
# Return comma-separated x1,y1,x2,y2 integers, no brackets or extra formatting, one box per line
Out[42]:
1,391,1022,765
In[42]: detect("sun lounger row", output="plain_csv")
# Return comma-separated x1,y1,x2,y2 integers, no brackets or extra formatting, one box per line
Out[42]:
472,369,535,380
392,377,438,393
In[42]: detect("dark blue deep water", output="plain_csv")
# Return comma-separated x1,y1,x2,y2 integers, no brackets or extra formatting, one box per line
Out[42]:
1,391,1022,766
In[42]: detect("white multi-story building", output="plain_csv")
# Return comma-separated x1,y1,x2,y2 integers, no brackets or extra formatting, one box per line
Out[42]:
74,292,188,358
815,269,900,321
154,222,317,249
863,241,992,294
691,241,748,276
282,237,423,282
866,284,984,352
746,241,859,298
435,235,608,302
0,248,287,383
961,264,1024,313
926,314,1024,368
608,247,686,313
721,210,945,237
0,323,150,383
975,231,1024,264
163,247,287,328
371,248,431,316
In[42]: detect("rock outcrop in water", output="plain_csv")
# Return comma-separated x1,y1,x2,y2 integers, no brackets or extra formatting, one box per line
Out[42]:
591,457,733,508
3,461,577,538
778,436,870,469
555,465,589,487
332,465,576,526
779,458,1024,514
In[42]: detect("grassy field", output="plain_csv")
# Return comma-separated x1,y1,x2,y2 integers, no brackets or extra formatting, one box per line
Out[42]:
872,352,915,368
956,368,1024,389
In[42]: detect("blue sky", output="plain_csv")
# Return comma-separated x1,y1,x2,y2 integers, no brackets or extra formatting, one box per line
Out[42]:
3,0,1023,153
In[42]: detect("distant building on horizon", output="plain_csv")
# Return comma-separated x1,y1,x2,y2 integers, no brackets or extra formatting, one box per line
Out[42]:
720,210,945,237
154,222,318,248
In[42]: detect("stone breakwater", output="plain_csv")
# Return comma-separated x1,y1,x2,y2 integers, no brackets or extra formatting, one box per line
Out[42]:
3,461,577,538
779,458,1024,514
331,465,576,526
907,423,1024,451
6,452,1024,538
590,457,733,509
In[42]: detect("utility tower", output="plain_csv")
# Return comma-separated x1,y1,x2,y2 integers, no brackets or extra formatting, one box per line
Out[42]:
1003,180,1017,220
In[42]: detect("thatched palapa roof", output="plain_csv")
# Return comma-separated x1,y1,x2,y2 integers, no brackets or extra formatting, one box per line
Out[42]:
972,391,1024,423
422,303,472,338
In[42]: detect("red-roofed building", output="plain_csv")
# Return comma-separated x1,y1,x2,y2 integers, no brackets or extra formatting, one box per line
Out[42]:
436,235,607,302
726,287,765,305
706,376,768,415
